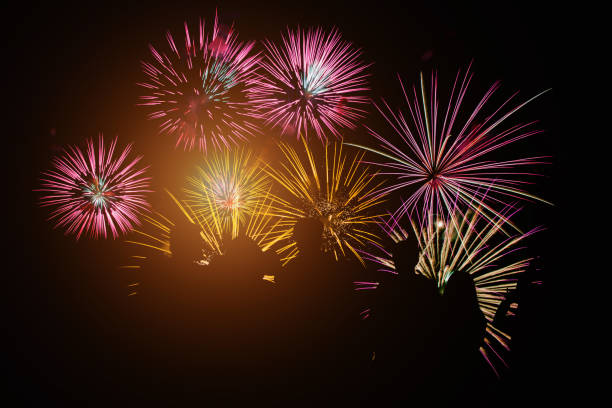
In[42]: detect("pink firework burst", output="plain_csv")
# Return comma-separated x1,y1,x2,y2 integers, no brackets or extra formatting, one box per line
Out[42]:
37,134,152,239
347,63,551,231
255,27,371,141
138,13,261,152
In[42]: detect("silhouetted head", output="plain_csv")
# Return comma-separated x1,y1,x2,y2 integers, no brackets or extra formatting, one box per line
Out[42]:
444,270,486,346
444,271,478,302
262,249,281,276
391,234,420,278
227,234,260,257
220,234,264,280
220,231,233,252
292,217,324,256
169,220,204,263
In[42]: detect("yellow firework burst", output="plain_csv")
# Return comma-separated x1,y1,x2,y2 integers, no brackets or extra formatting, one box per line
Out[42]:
189,183,287,253
183,147,271,238
265,139,386,265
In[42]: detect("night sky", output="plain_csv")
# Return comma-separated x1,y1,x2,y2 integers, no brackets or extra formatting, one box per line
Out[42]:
9,0,568,405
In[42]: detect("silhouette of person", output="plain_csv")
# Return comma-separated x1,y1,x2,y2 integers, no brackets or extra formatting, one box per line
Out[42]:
275,217,328,287
272,217,360,403
493,288,519,334
197,233,281,401
370,234,441,404
128,218,210,399
440,270,487,403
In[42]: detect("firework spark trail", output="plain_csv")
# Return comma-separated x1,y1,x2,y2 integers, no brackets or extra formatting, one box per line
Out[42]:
358,204,541,376
123,190,219,267
132,188,284,256
347,63,551,232
122,189,286,293
121,196,207,297
183,147,271,238
37,134,151,239
255,27,371,141
265,139,386,265
139,12,261,152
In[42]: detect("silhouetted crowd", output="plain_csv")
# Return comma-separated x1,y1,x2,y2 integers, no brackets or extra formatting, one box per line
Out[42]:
124,217,488,406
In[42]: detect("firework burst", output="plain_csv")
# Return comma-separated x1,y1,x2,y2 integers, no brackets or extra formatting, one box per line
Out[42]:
192,187,287,254
266,139,385,265
183,147,271,237
255,27,370,141
360,205,540,376
347,64,550,231
139,13,261,152
37,134,151,239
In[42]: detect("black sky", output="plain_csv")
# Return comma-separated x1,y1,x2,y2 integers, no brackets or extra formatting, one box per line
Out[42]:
8,0,568,405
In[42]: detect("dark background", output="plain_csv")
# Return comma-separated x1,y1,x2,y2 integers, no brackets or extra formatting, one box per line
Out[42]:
8,0,569,406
